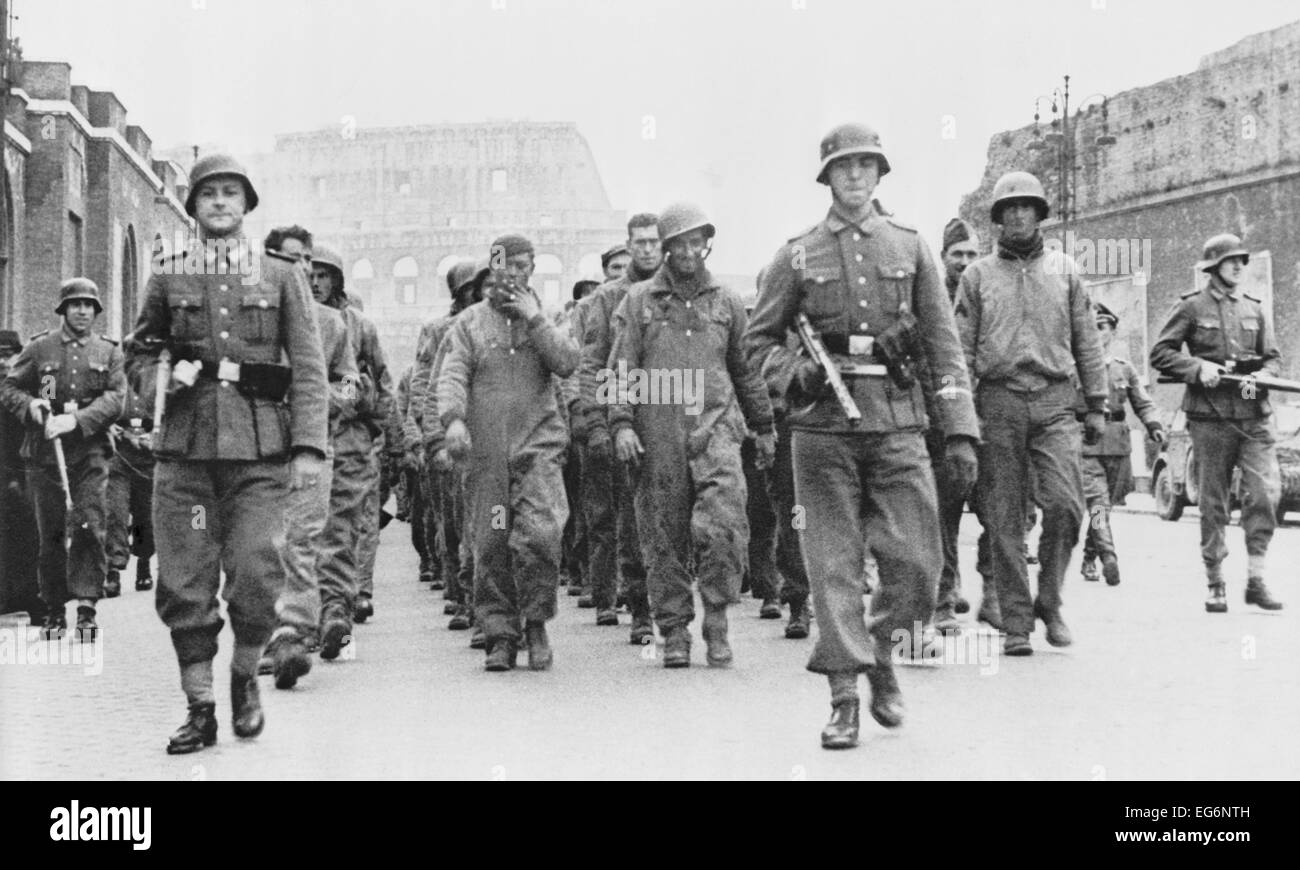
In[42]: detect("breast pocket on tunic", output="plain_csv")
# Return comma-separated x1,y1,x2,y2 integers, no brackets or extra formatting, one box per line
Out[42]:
239,291,281,344
1191,318,1223,357
1240,316,1260,353
83,363,109,399
38,362,62,403
167,292,206,341
800,269,846,324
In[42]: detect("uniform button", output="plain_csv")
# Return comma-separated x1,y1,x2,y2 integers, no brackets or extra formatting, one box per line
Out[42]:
220,308,229,316
220,331,229,339
855,254,863,263
259,300,269,309
853,233,861,242
220,284,229,291
686,330,692,337
815,276,826,284
220,381,230,388
859,322,870,331
685,301,692,309
896,270,905,278
858,277,867,285
859,300,868,308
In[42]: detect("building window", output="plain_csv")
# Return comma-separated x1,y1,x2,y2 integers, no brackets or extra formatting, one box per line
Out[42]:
313,176,327,197
68,212,84,276
491,169,507,193
394,255,419,305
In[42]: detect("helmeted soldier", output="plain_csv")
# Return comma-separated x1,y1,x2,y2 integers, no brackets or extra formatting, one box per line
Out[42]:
0,329,41,620
611,202,776,669
1,278,125,641
1080,302,1165,586
1150,233,1284,612
746,123,979,748
126,154,328,753
437,234,580,670
104,330,157,598
955,170,1106,657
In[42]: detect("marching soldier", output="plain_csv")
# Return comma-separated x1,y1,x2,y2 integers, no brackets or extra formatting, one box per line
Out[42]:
611,203,775,669
1080,302,1164,586
312,242,394,651
127,155,328,753
0,329,41,620
104,342,156,597
1150,234,1284,612
1,279,125,641
577,214,662,645
746,124,979,748
437,234,580,671
955,170,1106,657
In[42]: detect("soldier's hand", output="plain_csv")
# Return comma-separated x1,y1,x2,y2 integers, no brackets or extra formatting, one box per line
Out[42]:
446,419,472,462
614,428,644,466
793,359,829,397
754,432,777,470
587,427,612,459
1198,360,1224,388
944,438,978,496
172,359,200,388
290,451,324,491
44,413,76,440
432,448,453,472
28,398,51,424
1146,421,1167,445
503,289,542,324
1083,410,1106,446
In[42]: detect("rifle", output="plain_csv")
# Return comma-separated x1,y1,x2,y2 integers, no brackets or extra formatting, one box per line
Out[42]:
34,405,74,512
1158,372,1300,395
153,347,172,434
794,313,863,422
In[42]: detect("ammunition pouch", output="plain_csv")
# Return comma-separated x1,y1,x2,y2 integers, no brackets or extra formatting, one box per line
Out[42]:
237,362,293,402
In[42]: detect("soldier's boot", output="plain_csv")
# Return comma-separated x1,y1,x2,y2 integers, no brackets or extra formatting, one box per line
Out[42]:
135,560,153,592
1245,577,1284,611
702,605,733,668
103,570,122,598
353,595,374,624
1101,554,1121,587
953,594,970,615
629,615,654,645
566,577,583,597
39,609,64,640
469,625,487,650
484,639,517,672
662,626,691,668
865,662,904,729
933,604,961,636
271,633,313,690
785,598,811,640
319,607,352,661
443,601,458,615
577,587,595,609
231,672,265,739
1081,557,1099,582
1205,583,1228,614
595,607,619,627
166,702,217,755
977,577,1004,632
1003,633,1033,656
73,606,98,643
525,621,553,671
1024,541,1038,566
759,597,782,619
820,699,860,750
448,604,472,631
1034,601,1073,647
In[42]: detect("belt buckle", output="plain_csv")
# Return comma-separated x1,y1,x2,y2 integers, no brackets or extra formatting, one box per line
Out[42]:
129,417,143,430
848,335,874,357
217,359,241,383
63,401,79,414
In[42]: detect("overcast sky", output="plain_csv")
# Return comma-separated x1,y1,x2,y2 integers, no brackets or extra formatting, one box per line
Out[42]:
14,0,1300,275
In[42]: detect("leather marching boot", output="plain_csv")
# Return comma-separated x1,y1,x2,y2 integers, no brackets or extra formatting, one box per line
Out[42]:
469,625,487,649
629,615,654,645
272,635,313,690
448,603,472,631
577,586,595,608
662,626,691,668
443,600,458,615
319,610,352,661
231,672,265,739
1081,557,1099,582
759,597,782,619
1034,601,1073,647
784,598,811,639
40,610,66,641
484,639,517,672
953,594,971,615
353,595,374,623
865,663,904,729
135,564,153,591
1245,578,1283,611
595,607,619,627
166,702,218,755
103,569,122,598
1101,554,1121,587
525,621,553,671
933,604,960,635
702,605,733,668
820,699,860,750
1205,583,1228,614
74,606,98,643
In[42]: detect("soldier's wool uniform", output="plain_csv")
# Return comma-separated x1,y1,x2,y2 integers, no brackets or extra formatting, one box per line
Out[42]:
609,266,773,639
127,244,328,669
419,314,470,612
355,314,402,612
105,376,156,590
1150,253,1282,605
0,322,124,627
436,290,579,651
748,206,978,677
0,331,41,618
395,364,434,580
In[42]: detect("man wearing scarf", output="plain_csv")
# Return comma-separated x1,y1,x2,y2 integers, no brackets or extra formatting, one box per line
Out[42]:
954,170,1106,657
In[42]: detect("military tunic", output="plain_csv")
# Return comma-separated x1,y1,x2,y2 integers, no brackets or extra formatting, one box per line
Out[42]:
0,326,125,608
436,291,579,646
747,205,978,674
126,245,328,666
1150,278,1281,574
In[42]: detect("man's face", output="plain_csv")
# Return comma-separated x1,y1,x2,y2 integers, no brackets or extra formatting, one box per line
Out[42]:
500,252,534,290
278,237,313,278
998,200,1040,242
1216,256,1246,288
628,226,662,275
194,177,247,238
663,229,709,279
63,300,97,336
605,252,632,280
943,238,980,285
310,264,337,303
826,155,880,212
1097,321,1116,351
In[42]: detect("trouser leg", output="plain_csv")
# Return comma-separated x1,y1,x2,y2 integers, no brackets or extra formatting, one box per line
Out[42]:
1026,393,1085,616
770,414,810,606
581,442,618,610
741,436,778,601
975,386,1034,637
692,434,748,611
154,461,224,666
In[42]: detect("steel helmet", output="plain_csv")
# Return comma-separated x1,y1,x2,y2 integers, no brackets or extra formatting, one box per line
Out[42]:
447,259,481,296
990,171,1049,223
185,153,259,217
310,243,346,294
658,202,715,243
1198,233,1250,273
55,277,103,315
816,123,891,184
